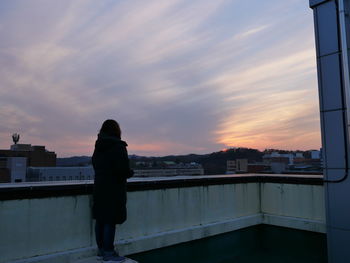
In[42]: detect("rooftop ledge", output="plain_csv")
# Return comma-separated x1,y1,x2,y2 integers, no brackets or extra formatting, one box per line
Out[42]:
0,174,326,263
0,174,323,201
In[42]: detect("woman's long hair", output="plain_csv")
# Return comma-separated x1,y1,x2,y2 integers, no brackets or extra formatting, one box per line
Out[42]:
100,119,121,138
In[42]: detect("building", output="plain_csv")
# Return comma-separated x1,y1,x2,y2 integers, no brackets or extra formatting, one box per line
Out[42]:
0,157,10,183
226,160,236,174
133,168,204,177
262,150,322,175
247,163,270,173
227,159,265,174
235,159,248,173
7,157,26,183
263,151,293,165
0,142,56,183
0,144,56,167
0,156,27,183
226,159,249,174
310,150,321,159
270,162,287,174
0,169,10,183
27,166,94,182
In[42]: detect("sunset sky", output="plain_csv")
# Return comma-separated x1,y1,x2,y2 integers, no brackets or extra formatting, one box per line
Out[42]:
0,0,320,157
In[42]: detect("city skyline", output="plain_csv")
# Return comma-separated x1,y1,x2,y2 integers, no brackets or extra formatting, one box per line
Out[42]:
0,0,320,157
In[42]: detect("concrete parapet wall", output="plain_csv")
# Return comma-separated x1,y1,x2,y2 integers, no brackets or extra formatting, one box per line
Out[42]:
121,184,260,238
0,176,326,263
260,183,325,234
0,196,93,263
261,183,325,223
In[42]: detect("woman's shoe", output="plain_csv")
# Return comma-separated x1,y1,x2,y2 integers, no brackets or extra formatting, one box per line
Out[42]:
103,251,126,262
103,255,126,262
97,248,104,260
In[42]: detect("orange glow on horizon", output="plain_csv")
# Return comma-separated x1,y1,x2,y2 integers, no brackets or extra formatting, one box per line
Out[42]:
215,90,322,151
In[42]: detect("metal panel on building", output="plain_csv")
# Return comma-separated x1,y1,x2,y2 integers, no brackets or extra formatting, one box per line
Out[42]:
310,1,350,262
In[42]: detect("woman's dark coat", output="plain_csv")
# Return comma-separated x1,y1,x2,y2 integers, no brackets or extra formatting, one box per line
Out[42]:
92,133,133,224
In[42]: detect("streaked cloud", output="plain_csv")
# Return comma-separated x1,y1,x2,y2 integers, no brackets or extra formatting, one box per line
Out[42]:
0,0,320,157
233,25,270,40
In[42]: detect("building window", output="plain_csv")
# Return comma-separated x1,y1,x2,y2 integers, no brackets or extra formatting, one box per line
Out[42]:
49,176,53,181
42,177,46,181
69,176,72,180
56,176,60,181
62,176,66,180
75,176,79,180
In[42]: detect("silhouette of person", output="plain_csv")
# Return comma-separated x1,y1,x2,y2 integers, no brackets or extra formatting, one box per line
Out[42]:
92,119,133,262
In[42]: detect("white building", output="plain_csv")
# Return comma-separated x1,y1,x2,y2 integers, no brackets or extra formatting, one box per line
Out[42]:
27,166,94,182
134,168,204,177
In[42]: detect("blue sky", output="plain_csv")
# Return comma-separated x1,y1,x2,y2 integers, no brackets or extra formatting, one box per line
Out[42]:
0,0,320,157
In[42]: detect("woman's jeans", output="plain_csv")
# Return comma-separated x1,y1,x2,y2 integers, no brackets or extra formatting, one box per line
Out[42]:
95,220,116,252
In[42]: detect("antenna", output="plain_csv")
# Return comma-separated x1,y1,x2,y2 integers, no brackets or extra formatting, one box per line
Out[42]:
12,133,20,144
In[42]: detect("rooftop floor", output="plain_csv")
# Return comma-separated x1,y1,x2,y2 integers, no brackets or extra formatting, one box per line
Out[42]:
75,257,137,263
127,225,327,263
72,225,327,263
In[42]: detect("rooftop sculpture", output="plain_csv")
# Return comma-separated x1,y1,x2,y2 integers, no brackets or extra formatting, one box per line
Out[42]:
12,133,20,145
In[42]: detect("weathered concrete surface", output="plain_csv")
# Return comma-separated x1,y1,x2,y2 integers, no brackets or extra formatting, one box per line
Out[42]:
261,183,325,221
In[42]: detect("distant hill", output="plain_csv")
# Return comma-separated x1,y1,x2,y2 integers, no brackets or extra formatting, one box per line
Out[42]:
56,156,91,166
57,148,320,174
57,148,264,173
59,148,301,174
128,148,264,175
198,148,263,174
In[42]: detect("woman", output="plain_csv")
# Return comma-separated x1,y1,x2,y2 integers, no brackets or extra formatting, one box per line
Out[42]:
92,119,133,262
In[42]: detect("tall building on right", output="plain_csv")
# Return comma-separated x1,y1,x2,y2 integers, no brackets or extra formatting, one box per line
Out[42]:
310,1,350,262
